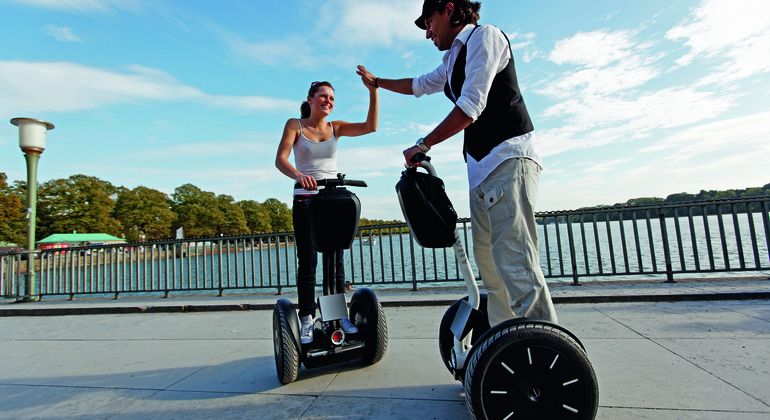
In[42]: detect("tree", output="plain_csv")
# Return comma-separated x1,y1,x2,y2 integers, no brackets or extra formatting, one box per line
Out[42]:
114,186,176,241
171,184,223,237
216,194,249,236
262,198,293,232
0,173,26,244
37,175,122,238
238,200,272,233
665,192,695,203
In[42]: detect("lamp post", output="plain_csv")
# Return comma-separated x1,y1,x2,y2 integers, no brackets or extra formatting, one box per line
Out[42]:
10,117,54,302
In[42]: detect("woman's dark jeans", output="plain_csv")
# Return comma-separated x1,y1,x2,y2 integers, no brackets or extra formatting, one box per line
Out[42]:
293,196,345,318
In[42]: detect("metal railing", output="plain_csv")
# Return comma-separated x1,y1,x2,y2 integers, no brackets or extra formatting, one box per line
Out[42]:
2,197,768,300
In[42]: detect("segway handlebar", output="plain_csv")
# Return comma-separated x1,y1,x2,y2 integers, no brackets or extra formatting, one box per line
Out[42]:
408,153,436,177
317,178,367,188
294,176,367,189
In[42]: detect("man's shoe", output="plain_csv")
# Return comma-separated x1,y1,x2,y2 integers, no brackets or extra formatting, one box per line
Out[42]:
300,315,314,344
340,317,359,334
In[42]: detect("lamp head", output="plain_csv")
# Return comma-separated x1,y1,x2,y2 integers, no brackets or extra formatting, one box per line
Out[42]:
11,117,54,153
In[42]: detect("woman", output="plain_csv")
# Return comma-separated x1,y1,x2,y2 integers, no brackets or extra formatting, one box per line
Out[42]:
275,66,378,344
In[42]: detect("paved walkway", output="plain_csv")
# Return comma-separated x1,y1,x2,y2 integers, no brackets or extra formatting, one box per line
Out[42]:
1,277,770,419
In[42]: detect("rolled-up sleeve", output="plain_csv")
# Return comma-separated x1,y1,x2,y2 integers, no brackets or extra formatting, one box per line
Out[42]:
412,62,448,98
455,26,510,121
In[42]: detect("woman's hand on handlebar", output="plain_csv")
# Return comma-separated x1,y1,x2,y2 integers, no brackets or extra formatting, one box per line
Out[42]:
295,173,317,191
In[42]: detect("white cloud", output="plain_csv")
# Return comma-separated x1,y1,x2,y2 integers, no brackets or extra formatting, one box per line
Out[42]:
325,0,424,47
217,0,425,70
536,23,744,158
602,11,620,22
538,85,731,157
226,35,317,68
0,61,296,115
666,0,770,84
44,25,82,43
640,110,770,161
9,0,139,13
508,31,536,50
540,30,661,101
539,111,770,210
538,56,658,99
548,30,636,67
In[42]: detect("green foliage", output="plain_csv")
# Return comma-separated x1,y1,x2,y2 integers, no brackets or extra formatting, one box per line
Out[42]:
114,186,176,241
359,217,410,234
171,184,223,237
262,198,293,232
216,194,249,236
237,200,272,233
625,197,664,206
359,217,405,226
664,192,695,203
37,175,122,238
0,173,26,245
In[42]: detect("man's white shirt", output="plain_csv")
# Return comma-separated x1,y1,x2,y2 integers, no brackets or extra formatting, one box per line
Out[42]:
411,24,543,189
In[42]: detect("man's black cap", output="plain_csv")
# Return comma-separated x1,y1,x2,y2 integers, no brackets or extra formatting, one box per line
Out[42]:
415,0,447,30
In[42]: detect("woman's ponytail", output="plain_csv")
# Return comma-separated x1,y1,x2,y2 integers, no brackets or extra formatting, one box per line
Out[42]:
300,101,311,118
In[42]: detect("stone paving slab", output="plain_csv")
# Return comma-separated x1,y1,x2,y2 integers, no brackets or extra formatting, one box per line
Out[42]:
2,297,770,419
656,338,770,406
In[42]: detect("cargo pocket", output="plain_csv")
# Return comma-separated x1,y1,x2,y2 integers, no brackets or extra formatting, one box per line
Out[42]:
482,185,513,225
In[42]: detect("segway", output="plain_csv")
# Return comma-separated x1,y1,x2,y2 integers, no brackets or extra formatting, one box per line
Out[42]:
396,155,599,419
273,174,388,385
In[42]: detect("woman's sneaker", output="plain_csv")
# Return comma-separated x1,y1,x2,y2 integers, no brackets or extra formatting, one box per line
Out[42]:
300,315,314,344
340,317,359,334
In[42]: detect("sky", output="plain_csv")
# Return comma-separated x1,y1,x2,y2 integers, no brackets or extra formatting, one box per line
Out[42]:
1,0,769,220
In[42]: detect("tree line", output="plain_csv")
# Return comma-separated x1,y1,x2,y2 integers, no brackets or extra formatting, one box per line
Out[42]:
0,172,405,246
558,184,770,223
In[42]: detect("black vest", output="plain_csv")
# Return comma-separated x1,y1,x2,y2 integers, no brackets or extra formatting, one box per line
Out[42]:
444,26,534,162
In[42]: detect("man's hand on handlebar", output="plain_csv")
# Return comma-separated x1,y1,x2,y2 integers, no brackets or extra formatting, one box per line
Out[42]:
403,145,424,167
295,173,317,191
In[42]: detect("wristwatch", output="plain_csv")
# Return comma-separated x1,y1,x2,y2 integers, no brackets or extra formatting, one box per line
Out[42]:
415,137,431,153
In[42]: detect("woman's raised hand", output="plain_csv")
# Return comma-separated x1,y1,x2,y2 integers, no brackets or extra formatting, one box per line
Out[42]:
356,65,377,90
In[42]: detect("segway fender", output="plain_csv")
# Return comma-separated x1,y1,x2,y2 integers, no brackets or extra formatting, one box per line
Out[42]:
450,299,484,342
275,299,301,348
518,318,588,351
475,317,588,352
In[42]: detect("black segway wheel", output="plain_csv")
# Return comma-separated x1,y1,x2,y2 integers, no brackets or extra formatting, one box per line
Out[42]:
349,288,388,364
438,293,490,378
272,299,300,384
464,321,598,420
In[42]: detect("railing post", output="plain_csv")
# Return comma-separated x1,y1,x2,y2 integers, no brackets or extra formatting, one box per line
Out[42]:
659,207,675,283
566,215,580,285
409,233,417,291
276,235,282,295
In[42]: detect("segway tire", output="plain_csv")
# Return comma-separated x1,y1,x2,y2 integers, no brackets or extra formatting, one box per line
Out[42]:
464,321,598,420
272,299,300,384
438,293,490,378
350,288,388,364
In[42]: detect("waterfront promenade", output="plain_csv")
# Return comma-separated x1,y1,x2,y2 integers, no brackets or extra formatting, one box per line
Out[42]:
2,277,770,419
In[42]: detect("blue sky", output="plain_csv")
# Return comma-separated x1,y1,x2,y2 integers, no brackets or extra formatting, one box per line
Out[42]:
1,0,769,220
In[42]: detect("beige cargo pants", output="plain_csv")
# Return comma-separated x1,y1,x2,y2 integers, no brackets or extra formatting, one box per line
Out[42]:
469,157,558,326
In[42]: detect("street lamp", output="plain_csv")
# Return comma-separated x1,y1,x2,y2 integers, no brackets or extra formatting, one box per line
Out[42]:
10,117,54,302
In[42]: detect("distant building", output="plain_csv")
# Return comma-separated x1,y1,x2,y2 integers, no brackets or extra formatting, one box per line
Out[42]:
0,241,22,253
37,233,126,250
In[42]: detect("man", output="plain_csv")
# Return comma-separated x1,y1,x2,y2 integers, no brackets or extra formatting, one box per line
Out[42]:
357,0,557,326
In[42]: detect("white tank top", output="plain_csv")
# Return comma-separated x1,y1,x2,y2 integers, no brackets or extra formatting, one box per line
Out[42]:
292,119,338,195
